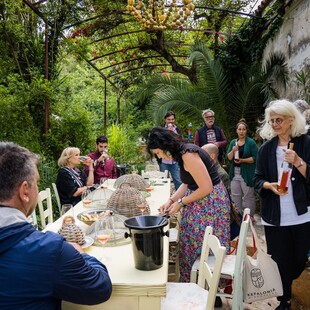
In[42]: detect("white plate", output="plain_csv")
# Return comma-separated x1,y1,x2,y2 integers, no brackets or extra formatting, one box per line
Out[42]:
82,236,94,249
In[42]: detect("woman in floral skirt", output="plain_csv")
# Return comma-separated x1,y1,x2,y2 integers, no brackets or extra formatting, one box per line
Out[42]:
147,127,230,283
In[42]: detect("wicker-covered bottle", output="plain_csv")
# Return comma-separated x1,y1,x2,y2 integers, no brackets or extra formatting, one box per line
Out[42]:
58,218,85,246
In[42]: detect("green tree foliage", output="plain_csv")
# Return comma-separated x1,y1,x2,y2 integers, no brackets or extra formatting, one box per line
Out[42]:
107,123,147,166
0,75,41,152
141,43,288,140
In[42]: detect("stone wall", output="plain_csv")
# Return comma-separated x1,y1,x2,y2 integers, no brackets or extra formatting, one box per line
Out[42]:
263,0,310,100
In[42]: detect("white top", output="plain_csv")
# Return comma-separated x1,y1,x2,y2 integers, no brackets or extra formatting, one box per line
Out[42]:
262,145,310,226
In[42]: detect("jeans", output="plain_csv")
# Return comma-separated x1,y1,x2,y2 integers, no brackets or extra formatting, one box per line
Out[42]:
231,167,256,216
159,162,182,190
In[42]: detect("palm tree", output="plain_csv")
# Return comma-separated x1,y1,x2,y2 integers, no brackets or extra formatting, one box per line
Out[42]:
140,43,288,140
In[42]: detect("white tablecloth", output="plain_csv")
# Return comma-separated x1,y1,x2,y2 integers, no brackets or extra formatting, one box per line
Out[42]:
46,178,171,310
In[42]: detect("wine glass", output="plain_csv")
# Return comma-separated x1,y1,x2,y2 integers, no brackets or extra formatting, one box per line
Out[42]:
137,204,147,216
82,189,92,207
61,204,74,224
131,165,138,174
95,218,111,261
100,177,108,189
61,204,73,216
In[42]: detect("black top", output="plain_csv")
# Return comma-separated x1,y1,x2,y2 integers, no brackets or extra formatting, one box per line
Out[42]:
253,134,310,226
56,167,87,206
177,143,220,190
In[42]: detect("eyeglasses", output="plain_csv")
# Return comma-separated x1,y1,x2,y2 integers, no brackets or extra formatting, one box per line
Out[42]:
204,116,214,120
267,117,287,125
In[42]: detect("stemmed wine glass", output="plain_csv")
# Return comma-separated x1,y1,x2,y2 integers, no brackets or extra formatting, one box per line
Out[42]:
82,189,92,207
61,204,73,216
100,177,108,189
61,204,74,224
94,218,111,261
137,204,147,216
131,165,138,174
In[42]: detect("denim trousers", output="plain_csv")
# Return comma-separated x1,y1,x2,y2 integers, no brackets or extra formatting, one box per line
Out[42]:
159,162,182,190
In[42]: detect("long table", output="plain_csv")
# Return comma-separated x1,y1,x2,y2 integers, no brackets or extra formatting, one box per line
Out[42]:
46,178,171,310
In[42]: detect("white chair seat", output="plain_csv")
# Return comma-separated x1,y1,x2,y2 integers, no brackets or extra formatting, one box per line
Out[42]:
190,208,251,310
161,283,209,310
192,255,236,279
162,226,226,310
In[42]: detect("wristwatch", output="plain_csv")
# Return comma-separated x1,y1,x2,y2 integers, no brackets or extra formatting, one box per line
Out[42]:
177,198,185,207
296,159,304,168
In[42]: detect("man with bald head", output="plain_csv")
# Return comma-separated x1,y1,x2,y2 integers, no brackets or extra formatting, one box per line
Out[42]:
202,143,230,193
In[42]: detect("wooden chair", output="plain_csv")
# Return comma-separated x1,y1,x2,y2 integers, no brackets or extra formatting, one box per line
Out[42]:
27,209,38,229
52,182,61,214
161,226,226,310
37,188,53,229
190,208,251,310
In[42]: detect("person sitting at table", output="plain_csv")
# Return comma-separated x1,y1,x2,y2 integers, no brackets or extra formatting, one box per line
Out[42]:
0,142,112,309
56,147,94,206
147,127,230,285
84,135,117,184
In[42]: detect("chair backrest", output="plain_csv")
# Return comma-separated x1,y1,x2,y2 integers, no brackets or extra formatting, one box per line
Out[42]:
27,209,38,229
197,226,226,309
141,170,168,179
52,182,61,214
37,188,53,229
231,209,251,309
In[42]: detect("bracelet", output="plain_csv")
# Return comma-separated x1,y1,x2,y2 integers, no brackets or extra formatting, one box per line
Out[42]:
168,198,175,204
89,169,94,172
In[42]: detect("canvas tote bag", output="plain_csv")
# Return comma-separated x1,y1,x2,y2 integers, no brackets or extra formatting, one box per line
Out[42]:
243,219,283,303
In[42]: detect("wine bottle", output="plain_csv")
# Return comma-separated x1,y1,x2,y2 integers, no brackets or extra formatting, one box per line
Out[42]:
277,142,294,193
234,141,239,160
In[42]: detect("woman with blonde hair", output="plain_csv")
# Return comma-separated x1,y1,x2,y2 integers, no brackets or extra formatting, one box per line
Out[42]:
56,147,94,206
254,99,310,310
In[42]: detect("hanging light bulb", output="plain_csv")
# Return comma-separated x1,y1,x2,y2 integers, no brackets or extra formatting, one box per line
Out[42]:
127,0,195,30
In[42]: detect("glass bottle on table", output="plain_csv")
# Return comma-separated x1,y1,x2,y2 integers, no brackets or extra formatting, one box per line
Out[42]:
277,142,294,194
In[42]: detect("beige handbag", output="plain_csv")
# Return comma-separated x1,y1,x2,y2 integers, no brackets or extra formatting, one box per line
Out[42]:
243,219,283,302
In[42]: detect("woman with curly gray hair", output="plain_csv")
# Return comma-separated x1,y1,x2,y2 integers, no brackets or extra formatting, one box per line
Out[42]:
254,99,310,310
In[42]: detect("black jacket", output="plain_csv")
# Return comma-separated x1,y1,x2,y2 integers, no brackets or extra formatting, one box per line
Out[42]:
253,135,310,226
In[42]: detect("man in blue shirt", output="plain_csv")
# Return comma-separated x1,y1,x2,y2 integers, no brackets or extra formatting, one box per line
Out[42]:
0,142,112,309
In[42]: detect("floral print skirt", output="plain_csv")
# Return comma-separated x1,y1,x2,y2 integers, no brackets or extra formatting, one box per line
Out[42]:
179,181,230,282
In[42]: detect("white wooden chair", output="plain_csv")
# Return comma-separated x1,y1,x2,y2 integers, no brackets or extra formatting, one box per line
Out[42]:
190,208,251,310
161,226,226,310
37,188,54,229
141,169,168,179
52,182,61,214
27,209,38,229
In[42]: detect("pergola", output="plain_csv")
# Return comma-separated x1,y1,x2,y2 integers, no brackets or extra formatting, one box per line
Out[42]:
22,0,273,133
